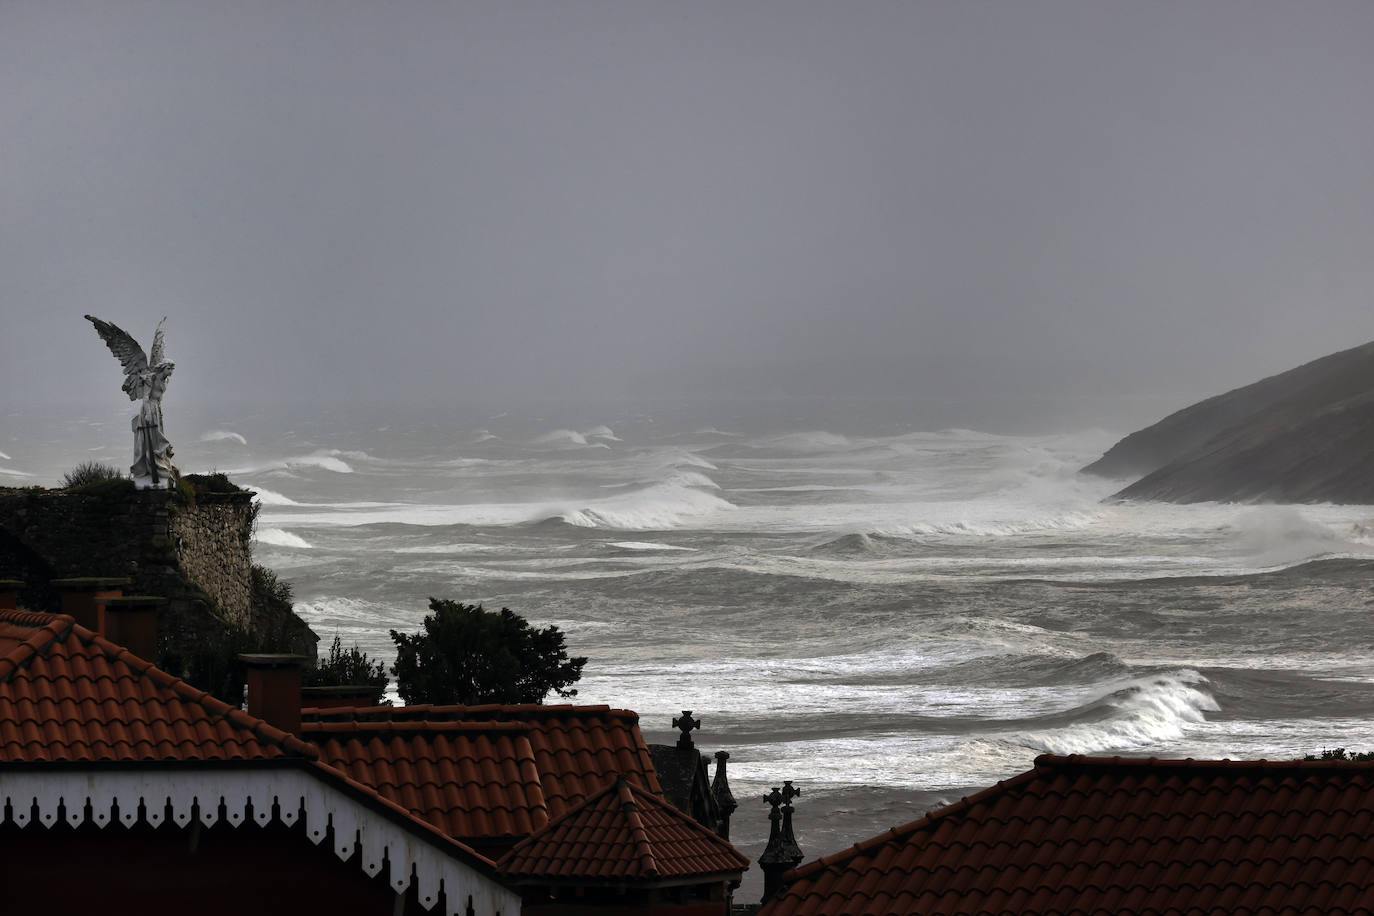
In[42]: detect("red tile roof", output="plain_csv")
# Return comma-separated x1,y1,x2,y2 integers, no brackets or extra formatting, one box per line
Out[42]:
762,754,1374,916
0,608,514,902
304,703,663,822
499,776,749,883
0,609,315,762
306,719,549,839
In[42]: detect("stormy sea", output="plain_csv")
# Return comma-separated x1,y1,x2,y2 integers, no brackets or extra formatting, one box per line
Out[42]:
10,398,1374,885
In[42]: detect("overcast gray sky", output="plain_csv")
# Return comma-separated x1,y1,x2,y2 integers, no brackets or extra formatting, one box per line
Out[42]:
4,1,1373,424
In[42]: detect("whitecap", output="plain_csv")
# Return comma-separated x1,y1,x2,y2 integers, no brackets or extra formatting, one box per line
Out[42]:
558,481,733,530
255,528,312,548
227,451,354,476
199,429,248,445
608,541,697,552
584,425,621,441
250,486,300,507
534,429,589,446
1011,671,1219,754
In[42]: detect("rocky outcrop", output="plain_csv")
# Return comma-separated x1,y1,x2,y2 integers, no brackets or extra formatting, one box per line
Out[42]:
1084,340,1374,504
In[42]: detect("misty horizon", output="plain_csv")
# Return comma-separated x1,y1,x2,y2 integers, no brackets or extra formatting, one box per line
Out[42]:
5,2,1374,436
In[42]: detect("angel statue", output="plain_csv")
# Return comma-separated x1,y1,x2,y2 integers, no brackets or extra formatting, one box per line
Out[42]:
86,315,178,489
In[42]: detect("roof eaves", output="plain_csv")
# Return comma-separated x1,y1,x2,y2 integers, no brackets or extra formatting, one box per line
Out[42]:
305,758,502,876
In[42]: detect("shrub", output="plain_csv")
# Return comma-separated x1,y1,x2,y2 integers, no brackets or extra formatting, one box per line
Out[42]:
61,461,125,488
304,636,388,690
1304,747,1374,761
251,564,293,606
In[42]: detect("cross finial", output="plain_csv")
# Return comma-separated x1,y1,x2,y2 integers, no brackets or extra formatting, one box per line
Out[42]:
672,710,701,748
759,779,805,901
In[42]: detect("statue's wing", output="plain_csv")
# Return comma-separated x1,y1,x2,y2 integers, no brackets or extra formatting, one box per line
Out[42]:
85,315,149,399
86,315,148,375
149,317,168,367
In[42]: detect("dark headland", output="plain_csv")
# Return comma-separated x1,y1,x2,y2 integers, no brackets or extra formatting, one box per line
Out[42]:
1083,340,1374,504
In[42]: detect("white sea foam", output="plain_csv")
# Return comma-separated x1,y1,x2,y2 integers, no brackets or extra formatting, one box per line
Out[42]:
0,450,11,460
255,528,312,548
651,448,718,471
559,480,733,530
756,431,852,452
878,511,1102,539
1011,671,1219,754
231,450,355,475
608,541,697,552
199,429,248,445
295,454,354,472
1223,506,1361,567
534,429,589,446
251,486,300,506
585,425,621,441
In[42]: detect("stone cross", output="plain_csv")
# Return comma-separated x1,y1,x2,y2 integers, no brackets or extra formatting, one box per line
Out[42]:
672,710,701,748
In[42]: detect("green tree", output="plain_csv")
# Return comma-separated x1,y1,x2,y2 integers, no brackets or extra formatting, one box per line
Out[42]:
389,599,587,705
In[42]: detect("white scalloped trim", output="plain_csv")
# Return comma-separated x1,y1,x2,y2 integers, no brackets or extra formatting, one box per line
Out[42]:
0,768,520,916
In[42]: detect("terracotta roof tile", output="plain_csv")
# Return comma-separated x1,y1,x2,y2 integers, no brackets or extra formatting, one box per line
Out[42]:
0,609,315,763
498,777,748,883
305,719,549,840
761,754,1374,916
303,702,663,823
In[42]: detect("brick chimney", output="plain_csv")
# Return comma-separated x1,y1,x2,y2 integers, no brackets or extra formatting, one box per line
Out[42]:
101,596,165,662
239,654,306,736
51,577,131,630
0,579,23,610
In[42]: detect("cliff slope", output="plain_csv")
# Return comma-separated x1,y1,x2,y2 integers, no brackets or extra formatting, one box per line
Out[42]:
1083,340,1374,504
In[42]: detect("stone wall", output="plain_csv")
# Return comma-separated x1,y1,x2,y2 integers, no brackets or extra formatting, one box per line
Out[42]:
167,492,255,628
0,481,313,659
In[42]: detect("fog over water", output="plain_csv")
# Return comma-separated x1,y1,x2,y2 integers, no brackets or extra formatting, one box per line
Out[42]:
4,2,1374,421
5,2,1374,896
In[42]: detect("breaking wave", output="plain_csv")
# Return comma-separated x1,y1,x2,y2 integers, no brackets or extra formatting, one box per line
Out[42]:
876,511,1101,538
556,478,733,530
250,486,300,506
1011,670,1219,754
607,541,697,552
255,528,312,548
198,429,248,445
232,450,356,475
532,429,610,448
1224,507,1356,567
